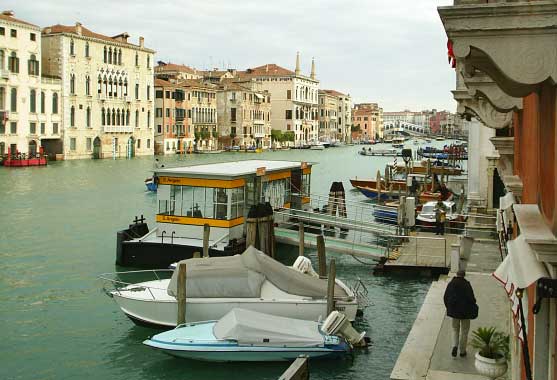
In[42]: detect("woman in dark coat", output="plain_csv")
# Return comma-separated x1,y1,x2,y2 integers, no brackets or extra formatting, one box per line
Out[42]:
443,270,477,357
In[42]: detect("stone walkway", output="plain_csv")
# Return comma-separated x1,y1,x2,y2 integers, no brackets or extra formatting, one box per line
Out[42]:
391,239,509,380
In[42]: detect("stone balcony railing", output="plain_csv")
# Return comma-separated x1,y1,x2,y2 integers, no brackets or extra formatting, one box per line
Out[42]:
103,125,133,133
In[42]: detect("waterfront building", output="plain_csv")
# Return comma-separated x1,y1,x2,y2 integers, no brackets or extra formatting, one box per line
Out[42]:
216,79,271,149
238,52,319,146
352,103,383,141
317,89,339,141
0,11,63,158
338,93,352,143
154,62,202,81
201,69,236,84
153,78,192,155
41,22,155,159
439,2,557,379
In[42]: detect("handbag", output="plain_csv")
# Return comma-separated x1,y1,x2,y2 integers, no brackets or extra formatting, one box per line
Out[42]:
470,302,479,320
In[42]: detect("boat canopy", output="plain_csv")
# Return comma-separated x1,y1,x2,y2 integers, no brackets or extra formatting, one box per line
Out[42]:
167,246,349,299
213,308,324,347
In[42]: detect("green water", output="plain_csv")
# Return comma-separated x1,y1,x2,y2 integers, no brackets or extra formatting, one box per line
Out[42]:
0,144,439,380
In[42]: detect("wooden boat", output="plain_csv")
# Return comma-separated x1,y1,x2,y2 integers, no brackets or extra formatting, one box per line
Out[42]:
358,148,399,156
2,147,47,167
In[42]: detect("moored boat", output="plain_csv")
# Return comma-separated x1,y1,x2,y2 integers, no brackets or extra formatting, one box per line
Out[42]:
143,308,363,362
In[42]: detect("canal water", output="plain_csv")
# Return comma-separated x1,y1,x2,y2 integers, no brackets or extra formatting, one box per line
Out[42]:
0,142,459,380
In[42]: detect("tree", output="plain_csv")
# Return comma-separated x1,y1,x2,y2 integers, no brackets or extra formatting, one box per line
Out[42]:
194,131,201,142
351,125,361,132
283,131,295,142
271,129,283,143
201,130,211,140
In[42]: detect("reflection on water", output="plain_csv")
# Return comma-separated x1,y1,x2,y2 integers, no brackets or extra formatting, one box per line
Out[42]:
0,145,444,380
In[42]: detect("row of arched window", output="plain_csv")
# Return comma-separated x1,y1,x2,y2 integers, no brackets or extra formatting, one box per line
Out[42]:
191,107,216,123
104,46,122,65
69,39,90,57
1,87,58,114
294,106,317,121
100,107,151,128
295,86,317,103
97,74,129,98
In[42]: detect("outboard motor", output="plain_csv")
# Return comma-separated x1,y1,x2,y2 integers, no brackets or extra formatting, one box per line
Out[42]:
292,256,319,277
322,311,367,347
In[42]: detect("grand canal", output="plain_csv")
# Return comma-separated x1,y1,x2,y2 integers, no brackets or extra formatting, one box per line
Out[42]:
0,143,447,380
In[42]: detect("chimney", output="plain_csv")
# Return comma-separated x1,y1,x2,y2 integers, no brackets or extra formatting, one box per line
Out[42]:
2,10,14,17
295,51,300,76
265,64,268,73
310,57,315,80
139,36,144,48
75,22,82,36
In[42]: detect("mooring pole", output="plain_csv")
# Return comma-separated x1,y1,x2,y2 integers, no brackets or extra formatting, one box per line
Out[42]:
177,263,187,325
298,221,305,257
317,235,327,278
203,223,210,258
327,259,336,315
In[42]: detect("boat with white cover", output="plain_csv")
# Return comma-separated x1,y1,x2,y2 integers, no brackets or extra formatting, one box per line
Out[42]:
143,308,357,362
101,247,359,328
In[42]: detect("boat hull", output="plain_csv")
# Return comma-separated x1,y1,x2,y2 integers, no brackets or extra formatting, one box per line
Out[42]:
112,293,358,328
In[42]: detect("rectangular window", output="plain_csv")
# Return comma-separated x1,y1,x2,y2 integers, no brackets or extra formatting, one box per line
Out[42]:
231,108,236,122
10,29,16,38
286,90,291,100
86,137,92,151
40,122,45,134
165,108,170,117
147,139,151,149
155,90,163,98
30,33,36,41
157,124,162,134
10,121,16,134
0,120,4,134
135,84,139,100
147,85,150,100
165,91,170,98
137,139,141,149
155,108,162,117
30,122,36,134
0,27,4,36
53,123,58,134
70,138,76,151
285,110,292,120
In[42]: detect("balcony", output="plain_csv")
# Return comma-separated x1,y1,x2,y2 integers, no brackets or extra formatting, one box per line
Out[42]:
253,119,265,125
0,69,9,79
254,132,265,138
103,125,133,133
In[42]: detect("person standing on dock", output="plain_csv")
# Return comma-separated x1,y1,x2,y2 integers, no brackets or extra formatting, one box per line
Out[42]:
434,200,447,235
443,270,478,358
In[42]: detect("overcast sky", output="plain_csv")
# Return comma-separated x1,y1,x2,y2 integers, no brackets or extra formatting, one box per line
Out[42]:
9,0,455,111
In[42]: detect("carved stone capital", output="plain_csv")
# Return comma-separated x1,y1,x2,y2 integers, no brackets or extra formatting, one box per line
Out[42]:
439,1,557,98
454,95,512,130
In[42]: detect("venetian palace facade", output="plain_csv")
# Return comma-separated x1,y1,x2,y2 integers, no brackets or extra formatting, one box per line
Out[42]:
239,52,319,145
0,11,62,158
41,22,155,159
439,1,557,380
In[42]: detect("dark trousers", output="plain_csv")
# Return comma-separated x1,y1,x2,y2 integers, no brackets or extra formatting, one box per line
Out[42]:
435,221,445,235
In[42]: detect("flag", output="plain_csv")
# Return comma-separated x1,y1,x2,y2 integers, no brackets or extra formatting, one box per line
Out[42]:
447,40,456,68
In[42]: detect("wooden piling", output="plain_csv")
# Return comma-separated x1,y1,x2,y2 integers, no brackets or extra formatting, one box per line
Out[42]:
193,252,201,258
316,235,327,278
177,263,187,325
203,223,210,258
327,259,336,315
278,355,309,380
298,221,305,257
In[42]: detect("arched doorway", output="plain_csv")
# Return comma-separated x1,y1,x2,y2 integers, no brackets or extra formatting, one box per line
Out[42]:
304,129,309,143
127,137,135,158
93,137,102,159
492,168,506,209
28,140,37,157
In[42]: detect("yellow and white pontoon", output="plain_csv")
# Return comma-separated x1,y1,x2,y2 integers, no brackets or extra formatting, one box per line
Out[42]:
116,160,312,268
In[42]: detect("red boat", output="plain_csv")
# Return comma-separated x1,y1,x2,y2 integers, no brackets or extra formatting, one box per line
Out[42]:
2,147,47,167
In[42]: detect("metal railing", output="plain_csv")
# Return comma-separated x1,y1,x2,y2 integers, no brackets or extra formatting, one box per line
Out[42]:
99,269,173,300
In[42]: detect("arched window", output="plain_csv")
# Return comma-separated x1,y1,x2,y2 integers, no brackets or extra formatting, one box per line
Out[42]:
97,75,102,94
10,88,16,112
85,75,90,96
108,76,113,97
111,109,115,125
103,46,107,63
147,55,150,68
8,52,19,73
0,50,4,71
116,109,121,125
70,106,75,127
86,107,91,128
28,54,39,76
135,109,139,128
108,47,112,64
118,49,122,65
124,79,128,96
70,74,76,94
70,39,75,55
0,87,5,111
113,49,117,65
85,42,89,57
126,110,130,125
135,53,138,66
103,76,108,95
106,108,111,125
30,89,36,113
40,91,45,113
101,107,105,126
52,93,58,114
147,110,151,128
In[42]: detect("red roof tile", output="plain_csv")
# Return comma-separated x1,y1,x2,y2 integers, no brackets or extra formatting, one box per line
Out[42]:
238,64,295,77
0,12,39,28
155,63,198,75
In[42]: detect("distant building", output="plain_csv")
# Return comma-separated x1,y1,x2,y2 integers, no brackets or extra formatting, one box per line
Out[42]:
238,52,319,145
318,89,351,142
0,11,63,158
154,62,202,81
217,79,271,149
352,103,383,141
42,22,155,159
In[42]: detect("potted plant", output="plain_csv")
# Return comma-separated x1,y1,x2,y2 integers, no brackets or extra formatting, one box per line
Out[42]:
471,327,509,379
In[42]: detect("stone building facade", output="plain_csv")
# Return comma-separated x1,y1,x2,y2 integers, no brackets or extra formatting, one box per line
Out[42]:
0,11,63,158
317,90,338,141
41,22,155,159
217,79,271,149
439,2,557,379
352,103,383,141
238,53,319,145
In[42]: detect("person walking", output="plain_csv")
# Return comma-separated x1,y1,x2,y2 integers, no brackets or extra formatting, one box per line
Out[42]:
443,270,478,357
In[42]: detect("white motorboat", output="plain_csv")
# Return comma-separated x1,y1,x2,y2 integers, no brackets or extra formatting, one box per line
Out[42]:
143,308,366,362
416,201,458,226
310,142,325,150
101,247,359,328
